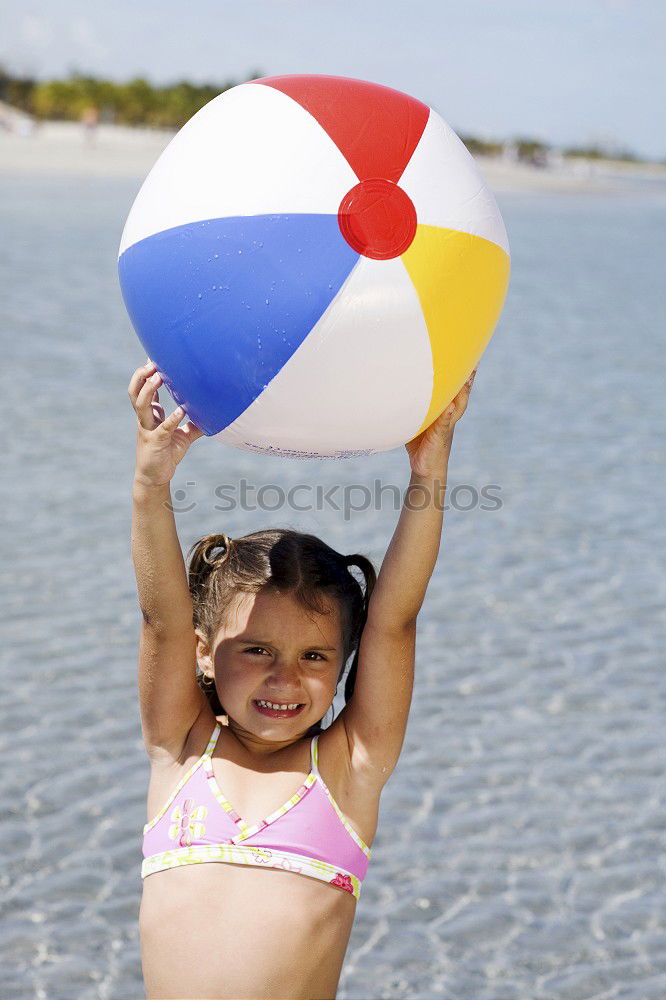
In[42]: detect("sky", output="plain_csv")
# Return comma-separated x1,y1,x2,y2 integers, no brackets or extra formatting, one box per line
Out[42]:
2,0,664,160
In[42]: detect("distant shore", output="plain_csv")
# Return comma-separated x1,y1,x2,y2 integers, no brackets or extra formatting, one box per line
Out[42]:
1,119,665,194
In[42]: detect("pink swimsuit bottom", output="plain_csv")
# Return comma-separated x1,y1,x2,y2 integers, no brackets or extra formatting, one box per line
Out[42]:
142,722,371,898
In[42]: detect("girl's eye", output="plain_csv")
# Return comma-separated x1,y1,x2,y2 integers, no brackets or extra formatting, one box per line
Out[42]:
245,646,324,660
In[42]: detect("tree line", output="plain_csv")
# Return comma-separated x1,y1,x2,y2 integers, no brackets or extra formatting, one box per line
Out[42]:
0,66,261,128
0,66,645,162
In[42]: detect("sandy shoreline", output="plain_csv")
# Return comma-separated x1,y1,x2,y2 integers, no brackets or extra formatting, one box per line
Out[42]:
1,119,665,194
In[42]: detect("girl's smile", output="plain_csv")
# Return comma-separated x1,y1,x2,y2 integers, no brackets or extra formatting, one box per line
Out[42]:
253,701,305,719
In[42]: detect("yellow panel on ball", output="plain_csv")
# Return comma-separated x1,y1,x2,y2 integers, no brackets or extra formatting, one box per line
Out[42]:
401,225,511,438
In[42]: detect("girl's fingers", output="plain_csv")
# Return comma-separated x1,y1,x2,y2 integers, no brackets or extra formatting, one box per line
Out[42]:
129,364,203,445
168,410,206,445
454,369,477,410
156,404,188,434
127,361,157,403
136,372,162,404
182,419,206,443
129,372,157,413
437,369,477,425
135,376,161,426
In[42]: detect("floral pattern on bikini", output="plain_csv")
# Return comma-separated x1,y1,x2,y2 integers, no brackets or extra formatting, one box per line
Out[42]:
247,846,273,864
330,873,354,894
168,798,208,847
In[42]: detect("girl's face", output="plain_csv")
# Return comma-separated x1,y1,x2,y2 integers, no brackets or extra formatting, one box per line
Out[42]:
196,588,346,751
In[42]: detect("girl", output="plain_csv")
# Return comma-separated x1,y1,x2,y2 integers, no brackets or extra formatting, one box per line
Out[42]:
129,359,475,999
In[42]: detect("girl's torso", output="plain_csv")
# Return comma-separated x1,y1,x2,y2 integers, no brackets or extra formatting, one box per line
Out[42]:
140,703,382,999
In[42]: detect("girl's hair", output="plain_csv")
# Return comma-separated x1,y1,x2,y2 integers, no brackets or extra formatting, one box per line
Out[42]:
186,528,376,735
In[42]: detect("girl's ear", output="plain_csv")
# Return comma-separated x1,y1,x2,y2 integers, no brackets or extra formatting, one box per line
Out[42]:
195,629,213,672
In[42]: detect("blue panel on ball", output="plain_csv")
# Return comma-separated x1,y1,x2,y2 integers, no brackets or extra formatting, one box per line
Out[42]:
118,214,359,434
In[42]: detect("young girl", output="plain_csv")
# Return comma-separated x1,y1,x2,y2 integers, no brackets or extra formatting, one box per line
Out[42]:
129,359,475,999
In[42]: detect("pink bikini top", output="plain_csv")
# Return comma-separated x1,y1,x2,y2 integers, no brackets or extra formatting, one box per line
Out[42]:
142,722,371,899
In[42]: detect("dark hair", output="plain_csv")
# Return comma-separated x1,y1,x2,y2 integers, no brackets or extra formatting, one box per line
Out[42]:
186,528,376,735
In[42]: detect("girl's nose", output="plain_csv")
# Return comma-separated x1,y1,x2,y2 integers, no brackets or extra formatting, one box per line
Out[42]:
267,658,300,683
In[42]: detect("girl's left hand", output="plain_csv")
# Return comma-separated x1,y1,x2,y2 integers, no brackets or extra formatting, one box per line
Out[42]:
405,369,476,478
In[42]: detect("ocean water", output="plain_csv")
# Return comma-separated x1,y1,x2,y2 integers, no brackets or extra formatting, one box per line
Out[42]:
1,169,665,1000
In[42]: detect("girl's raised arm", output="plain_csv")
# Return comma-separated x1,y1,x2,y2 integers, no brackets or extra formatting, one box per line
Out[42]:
129,362,206,759
341,373,476,784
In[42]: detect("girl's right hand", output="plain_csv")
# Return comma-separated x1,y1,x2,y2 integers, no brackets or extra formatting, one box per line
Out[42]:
128,360,205,489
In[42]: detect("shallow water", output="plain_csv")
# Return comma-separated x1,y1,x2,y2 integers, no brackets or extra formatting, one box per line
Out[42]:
0,170,665,999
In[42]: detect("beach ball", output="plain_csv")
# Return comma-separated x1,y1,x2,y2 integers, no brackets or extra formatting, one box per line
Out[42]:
118,74,510,459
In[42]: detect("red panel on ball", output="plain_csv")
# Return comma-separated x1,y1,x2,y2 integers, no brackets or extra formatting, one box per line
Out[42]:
253,74,430,184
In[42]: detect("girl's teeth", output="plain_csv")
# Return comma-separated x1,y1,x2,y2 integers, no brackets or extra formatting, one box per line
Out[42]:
257,700,300,710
